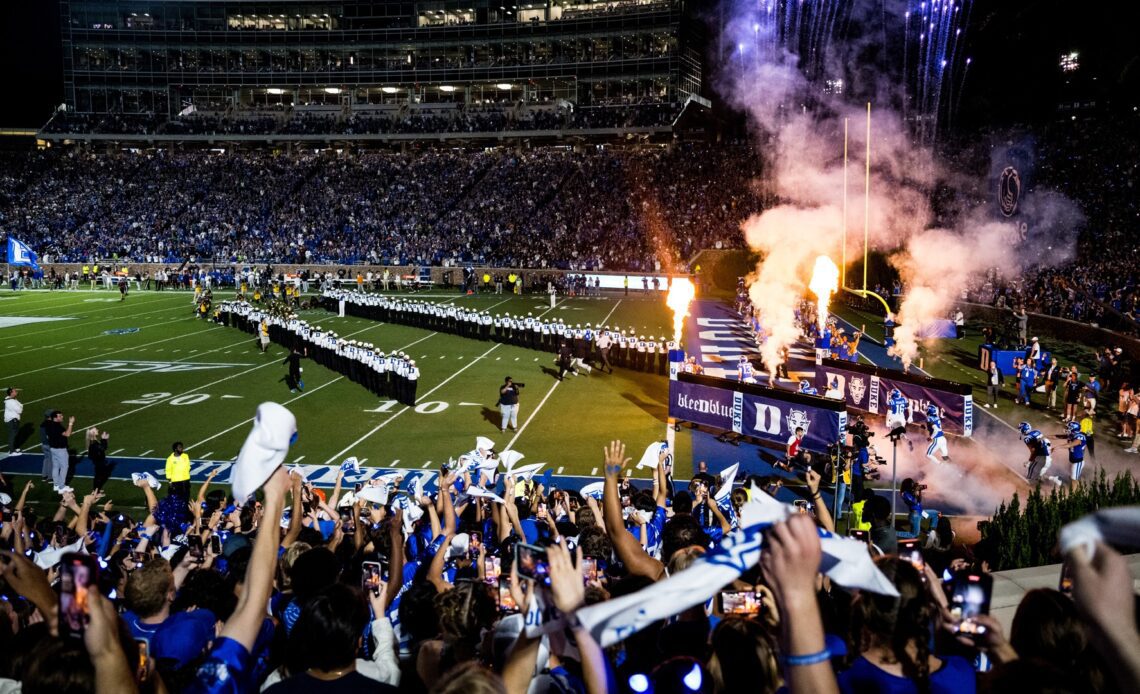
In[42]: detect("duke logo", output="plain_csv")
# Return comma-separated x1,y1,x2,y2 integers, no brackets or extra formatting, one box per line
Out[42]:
786,409,812,434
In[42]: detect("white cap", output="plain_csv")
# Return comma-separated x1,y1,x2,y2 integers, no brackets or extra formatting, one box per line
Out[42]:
231,402,298,502
447,532,470,560
476,436,495,452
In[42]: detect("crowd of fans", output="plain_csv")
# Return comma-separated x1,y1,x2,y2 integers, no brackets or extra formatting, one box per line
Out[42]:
39,103,680,139
0,423,1135,694
0,144,758,270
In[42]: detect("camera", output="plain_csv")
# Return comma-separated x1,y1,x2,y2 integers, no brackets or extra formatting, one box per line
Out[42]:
514,382,525,388
917,484,928,491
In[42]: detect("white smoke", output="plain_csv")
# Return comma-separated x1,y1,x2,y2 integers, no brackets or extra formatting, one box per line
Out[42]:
720,0,1077,370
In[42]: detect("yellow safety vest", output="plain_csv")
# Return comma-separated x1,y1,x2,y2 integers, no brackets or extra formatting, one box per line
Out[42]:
165,453,191,482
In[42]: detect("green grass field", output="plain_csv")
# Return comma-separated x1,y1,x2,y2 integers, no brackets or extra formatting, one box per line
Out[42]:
1,288,685,496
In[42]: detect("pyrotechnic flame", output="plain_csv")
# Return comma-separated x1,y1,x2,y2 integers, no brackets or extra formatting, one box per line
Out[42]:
808,255,840,330
666,277,696,344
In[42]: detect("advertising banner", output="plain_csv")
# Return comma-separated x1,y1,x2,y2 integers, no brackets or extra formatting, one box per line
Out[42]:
670,374,847,452
814,360,973,436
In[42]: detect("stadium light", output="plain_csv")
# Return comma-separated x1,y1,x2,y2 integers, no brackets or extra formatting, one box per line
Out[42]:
267,88,285,95
381,87,400,94
496,83,514,90
439,85,457,92
324,87,341,94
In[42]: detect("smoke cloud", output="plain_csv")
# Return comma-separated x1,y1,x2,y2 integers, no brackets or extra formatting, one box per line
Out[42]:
719,0,1079,369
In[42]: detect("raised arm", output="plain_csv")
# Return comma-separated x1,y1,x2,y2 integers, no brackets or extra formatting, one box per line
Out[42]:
281,473,304,548
602,441,664,581
804,469,834,534
383,509,405,611
220,467,289,650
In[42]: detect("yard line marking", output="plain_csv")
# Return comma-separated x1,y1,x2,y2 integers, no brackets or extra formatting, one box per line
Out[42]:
0,303,196,341
3,294,177,319
172,349,182,353
557,466,564,474
1,319,215,378
359,458,368,464
1,314,196,354
140,449,153,456
185,328,437,453
501,378,561,452
293,456,305,463
421,461,431,469
23,335,255,405
184,376,346,451
591,467,598,476
598,299,623,327
110,448,124,455
322,342,500,465
200,451,214,459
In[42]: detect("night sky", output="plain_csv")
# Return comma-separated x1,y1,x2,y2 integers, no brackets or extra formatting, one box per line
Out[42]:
0,1,1134,130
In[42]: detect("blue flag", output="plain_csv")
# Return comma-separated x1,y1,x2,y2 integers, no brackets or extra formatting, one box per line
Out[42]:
6,238,39,269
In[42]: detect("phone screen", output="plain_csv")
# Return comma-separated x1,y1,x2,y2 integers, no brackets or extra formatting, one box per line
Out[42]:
514,543,550,584
136,638,150,680
849,529,869,543
497,577,518,612
209,534,222,555
484,556,502,584
905,548,926,578
187,534,203,555
579,553,606,581
59,553,96,638
718,590,761,615
362,561,382,596
949,571,992,636
1059,562,1074,595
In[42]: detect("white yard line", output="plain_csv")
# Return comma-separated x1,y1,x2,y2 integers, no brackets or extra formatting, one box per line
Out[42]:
23,335,256,405
0,303,194,341
322,342,501,465
597,299,623,327
186,329,438,453
501,379,561,451
0,320,216,380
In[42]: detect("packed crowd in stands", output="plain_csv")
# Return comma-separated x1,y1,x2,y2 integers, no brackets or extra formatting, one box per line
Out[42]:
39,103,680,138
0,144,758,270
958,116,1140,330
0,416,1136,694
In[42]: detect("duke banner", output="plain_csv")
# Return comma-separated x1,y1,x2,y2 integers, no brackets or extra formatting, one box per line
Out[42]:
669,373,847,453
813,359,974,436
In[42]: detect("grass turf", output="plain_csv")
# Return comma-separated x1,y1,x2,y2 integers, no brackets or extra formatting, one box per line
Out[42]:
2,288,684,509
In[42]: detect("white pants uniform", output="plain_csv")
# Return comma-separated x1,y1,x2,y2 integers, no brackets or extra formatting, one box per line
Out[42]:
886,413,906,431
1026,454,1052,481
926,436,948,460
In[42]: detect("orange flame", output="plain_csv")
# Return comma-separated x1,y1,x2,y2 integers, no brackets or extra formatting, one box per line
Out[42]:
808,256,840,330
666,277,696,344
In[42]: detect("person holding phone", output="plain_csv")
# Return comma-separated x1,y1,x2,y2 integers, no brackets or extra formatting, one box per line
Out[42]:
839,558,976,692
44,409,75,492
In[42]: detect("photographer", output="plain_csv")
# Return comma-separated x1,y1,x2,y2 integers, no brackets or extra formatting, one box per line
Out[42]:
498,376,523,433
849,415,873,502
898,477,940,539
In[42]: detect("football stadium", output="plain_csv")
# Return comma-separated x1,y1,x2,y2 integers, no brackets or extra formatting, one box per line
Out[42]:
0,0,1138,692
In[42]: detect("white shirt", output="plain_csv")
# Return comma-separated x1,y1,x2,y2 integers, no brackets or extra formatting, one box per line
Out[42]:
3,396,22,423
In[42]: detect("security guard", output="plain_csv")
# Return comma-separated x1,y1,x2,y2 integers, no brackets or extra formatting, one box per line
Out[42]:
165,441,191,498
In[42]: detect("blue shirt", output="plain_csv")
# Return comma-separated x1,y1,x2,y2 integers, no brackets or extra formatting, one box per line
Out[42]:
1023,431,1050,457
838,654,977,694
926,416,944,439
1069,433,1087,461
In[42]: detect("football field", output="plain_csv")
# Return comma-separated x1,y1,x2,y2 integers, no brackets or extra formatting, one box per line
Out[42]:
1,288,684,499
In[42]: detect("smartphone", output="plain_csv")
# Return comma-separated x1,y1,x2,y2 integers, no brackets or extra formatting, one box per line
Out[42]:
514,543,550,584
209,534,222,555
59,553,97,639
792,499,812,514
718,590,761,615
1058,561,1074,596
582,557,606,584
904,547,925,573
484,555,502,584
187,534,203,556
948,570,993,636
849,529,869,543
497,576,518,612
362,561,382,596
135,638,150,680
